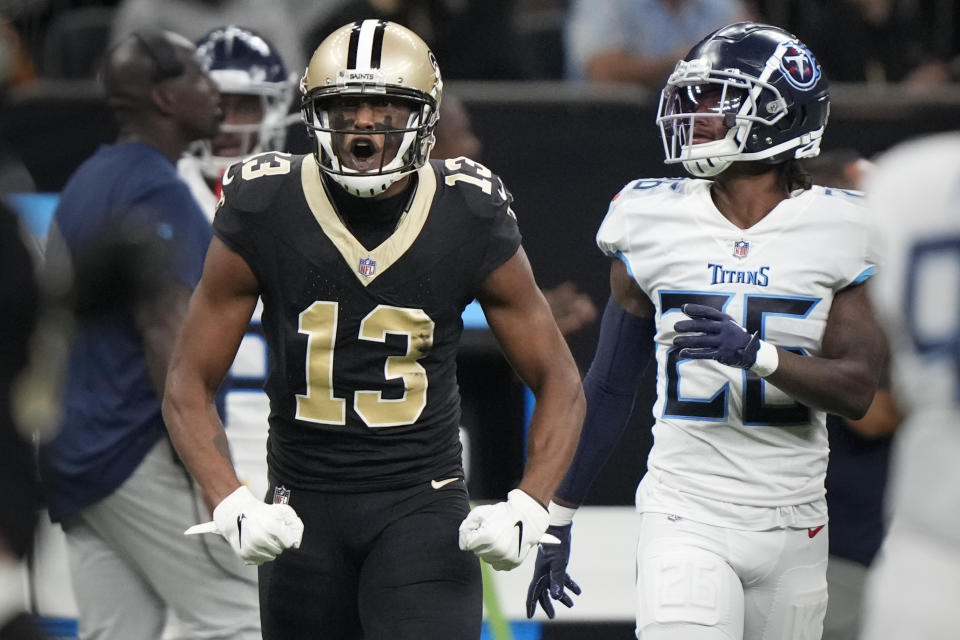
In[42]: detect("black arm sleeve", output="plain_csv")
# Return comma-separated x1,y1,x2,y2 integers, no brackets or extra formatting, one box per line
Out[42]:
555,297,656,506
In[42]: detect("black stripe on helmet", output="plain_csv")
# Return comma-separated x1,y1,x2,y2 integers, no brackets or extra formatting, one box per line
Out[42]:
370,20,387,68
346,20,362,69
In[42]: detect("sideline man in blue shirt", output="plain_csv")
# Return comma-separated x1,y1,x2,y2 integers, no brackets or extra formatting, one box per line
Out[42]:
39,29,261,640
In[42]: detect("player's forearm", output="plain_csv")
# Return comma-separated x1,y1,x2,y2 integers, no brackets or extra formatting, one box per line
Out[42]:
551,297,654,506
765,348,879,420
517,371,585,506
553,375,636,507
162,376,242,507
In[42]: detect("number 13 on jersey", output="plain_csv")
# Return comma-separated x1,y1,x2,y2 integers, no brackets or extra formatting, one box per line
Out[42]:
294,301,435,428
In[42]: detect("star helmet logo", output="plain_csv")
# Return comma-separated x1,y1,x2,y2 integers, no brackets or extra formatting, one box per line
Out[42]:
733,239,750,259
358,256,377,277
779,42,820,90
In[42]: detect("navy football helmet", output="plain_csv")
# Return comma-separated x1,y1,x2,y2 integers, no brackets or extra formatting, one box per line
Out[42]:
193,25,293,179
656,22,830,177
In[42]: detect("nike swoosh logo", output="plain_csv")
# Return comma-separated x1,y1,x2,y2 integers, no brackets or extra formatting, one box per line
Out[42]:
430,477,459,490
221,169,234,186
514,520,523,555
808,525,825,539
237,514,245,547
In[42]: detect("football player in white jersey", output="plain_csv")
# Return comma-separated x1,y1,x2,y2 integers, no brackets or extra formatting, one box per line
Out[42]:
178,25,293,500
526,22,886,640
859,133,960,640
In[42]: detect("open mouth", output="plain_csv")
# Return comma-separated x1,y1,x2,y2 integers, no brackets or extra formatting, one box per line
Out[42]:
352,138,376,159
343,137,384,171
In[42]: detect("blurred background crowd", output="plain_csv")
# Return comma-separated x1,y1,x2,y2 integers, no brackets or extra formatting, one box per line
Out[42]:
0,0,958,87
1,2,959,639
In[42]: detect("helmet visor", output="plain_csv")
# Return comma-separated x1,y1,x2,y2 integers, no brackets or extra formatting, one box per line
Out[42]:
672,83,746,117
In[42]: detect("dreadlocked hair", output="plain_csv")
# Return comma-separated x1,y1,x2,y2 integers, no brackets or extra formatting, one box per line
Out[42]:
775,158,813,193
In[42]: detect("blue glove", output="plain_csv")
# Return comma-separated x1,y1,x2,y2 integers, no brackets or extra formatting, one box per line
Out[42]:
525,524,581,619
673,303,760,369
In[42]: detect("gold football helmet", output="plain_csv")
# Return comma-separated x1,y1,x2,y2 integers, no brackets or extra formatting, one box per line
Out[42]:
300,20,443,197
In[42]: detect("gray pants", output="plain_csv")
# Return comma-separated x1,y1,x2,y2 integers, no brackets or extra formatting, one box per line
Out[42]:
62,438,260,640
822,554,867,640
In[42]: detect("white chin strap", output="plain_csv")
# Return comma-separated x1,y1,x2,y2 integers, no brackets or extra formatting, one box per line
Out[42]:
327,166,415,198
680,135,740,177
681,127,826,177
682,159,730,177
682,156,732,177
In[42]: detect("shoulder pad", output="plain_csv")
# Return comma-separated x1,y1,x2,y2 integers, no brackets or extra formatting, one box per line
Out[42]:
806,185,868,221
219,152,302,213
819,185,865,201
607,177,693,213
433,157,512,217
625,177,690,195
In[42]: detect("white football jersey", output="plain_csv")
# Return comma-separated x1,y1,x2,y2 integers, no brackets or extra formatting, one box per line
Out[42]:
178,155,219,221
179,155,270,500
597,177,875,528
864,132,960,543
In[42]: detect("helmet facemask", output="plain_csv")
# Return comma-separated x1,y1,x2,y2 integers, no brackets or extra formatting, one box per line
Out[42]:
657,59,791,177
302,87,437,197
196,79,292,179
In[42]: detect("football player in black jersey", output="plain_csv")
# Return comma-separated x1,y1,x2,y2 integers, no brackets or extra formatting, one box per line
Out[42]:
163,20,585,639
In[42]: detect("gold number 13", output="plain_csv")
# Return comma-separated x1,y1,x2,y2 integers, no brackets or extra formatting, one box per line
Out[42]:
294,301,435,428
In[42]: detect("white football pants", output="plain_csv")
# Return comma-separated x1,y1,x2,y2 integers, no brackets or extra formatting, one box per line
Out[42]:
635,512,828,640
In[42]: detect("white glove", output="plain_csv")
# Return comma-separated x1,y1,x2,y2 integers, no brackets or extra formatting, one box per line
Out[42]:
189,486,304,566
458,489,550,571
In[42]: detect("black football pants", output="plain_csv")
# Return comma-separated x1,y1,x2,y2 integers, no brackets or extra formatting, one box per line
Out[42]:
258,479,482,639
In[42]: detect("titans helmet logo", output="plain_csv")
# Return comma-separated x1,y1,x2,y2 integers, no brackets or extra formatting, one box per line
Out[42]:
779,42,820,90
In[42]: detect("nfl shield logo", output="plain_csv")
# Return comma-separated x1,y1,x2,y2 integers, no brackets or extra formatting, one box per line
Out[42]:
733,240,749,259
272,485,291,505
358,257,377,277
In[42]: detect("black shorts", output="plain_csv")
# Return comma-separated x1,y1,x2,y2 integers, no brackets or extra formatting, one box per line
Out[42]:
258,478,482,640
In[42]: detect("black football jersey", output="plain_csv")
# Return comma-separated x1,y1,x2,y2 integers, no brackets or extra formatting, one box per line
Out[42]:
213,152,521,491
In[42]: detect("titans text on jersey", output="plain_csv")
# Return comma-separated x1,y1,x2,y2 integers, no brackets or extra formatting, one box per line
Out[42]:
708,263,771,286
213,151,521,492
